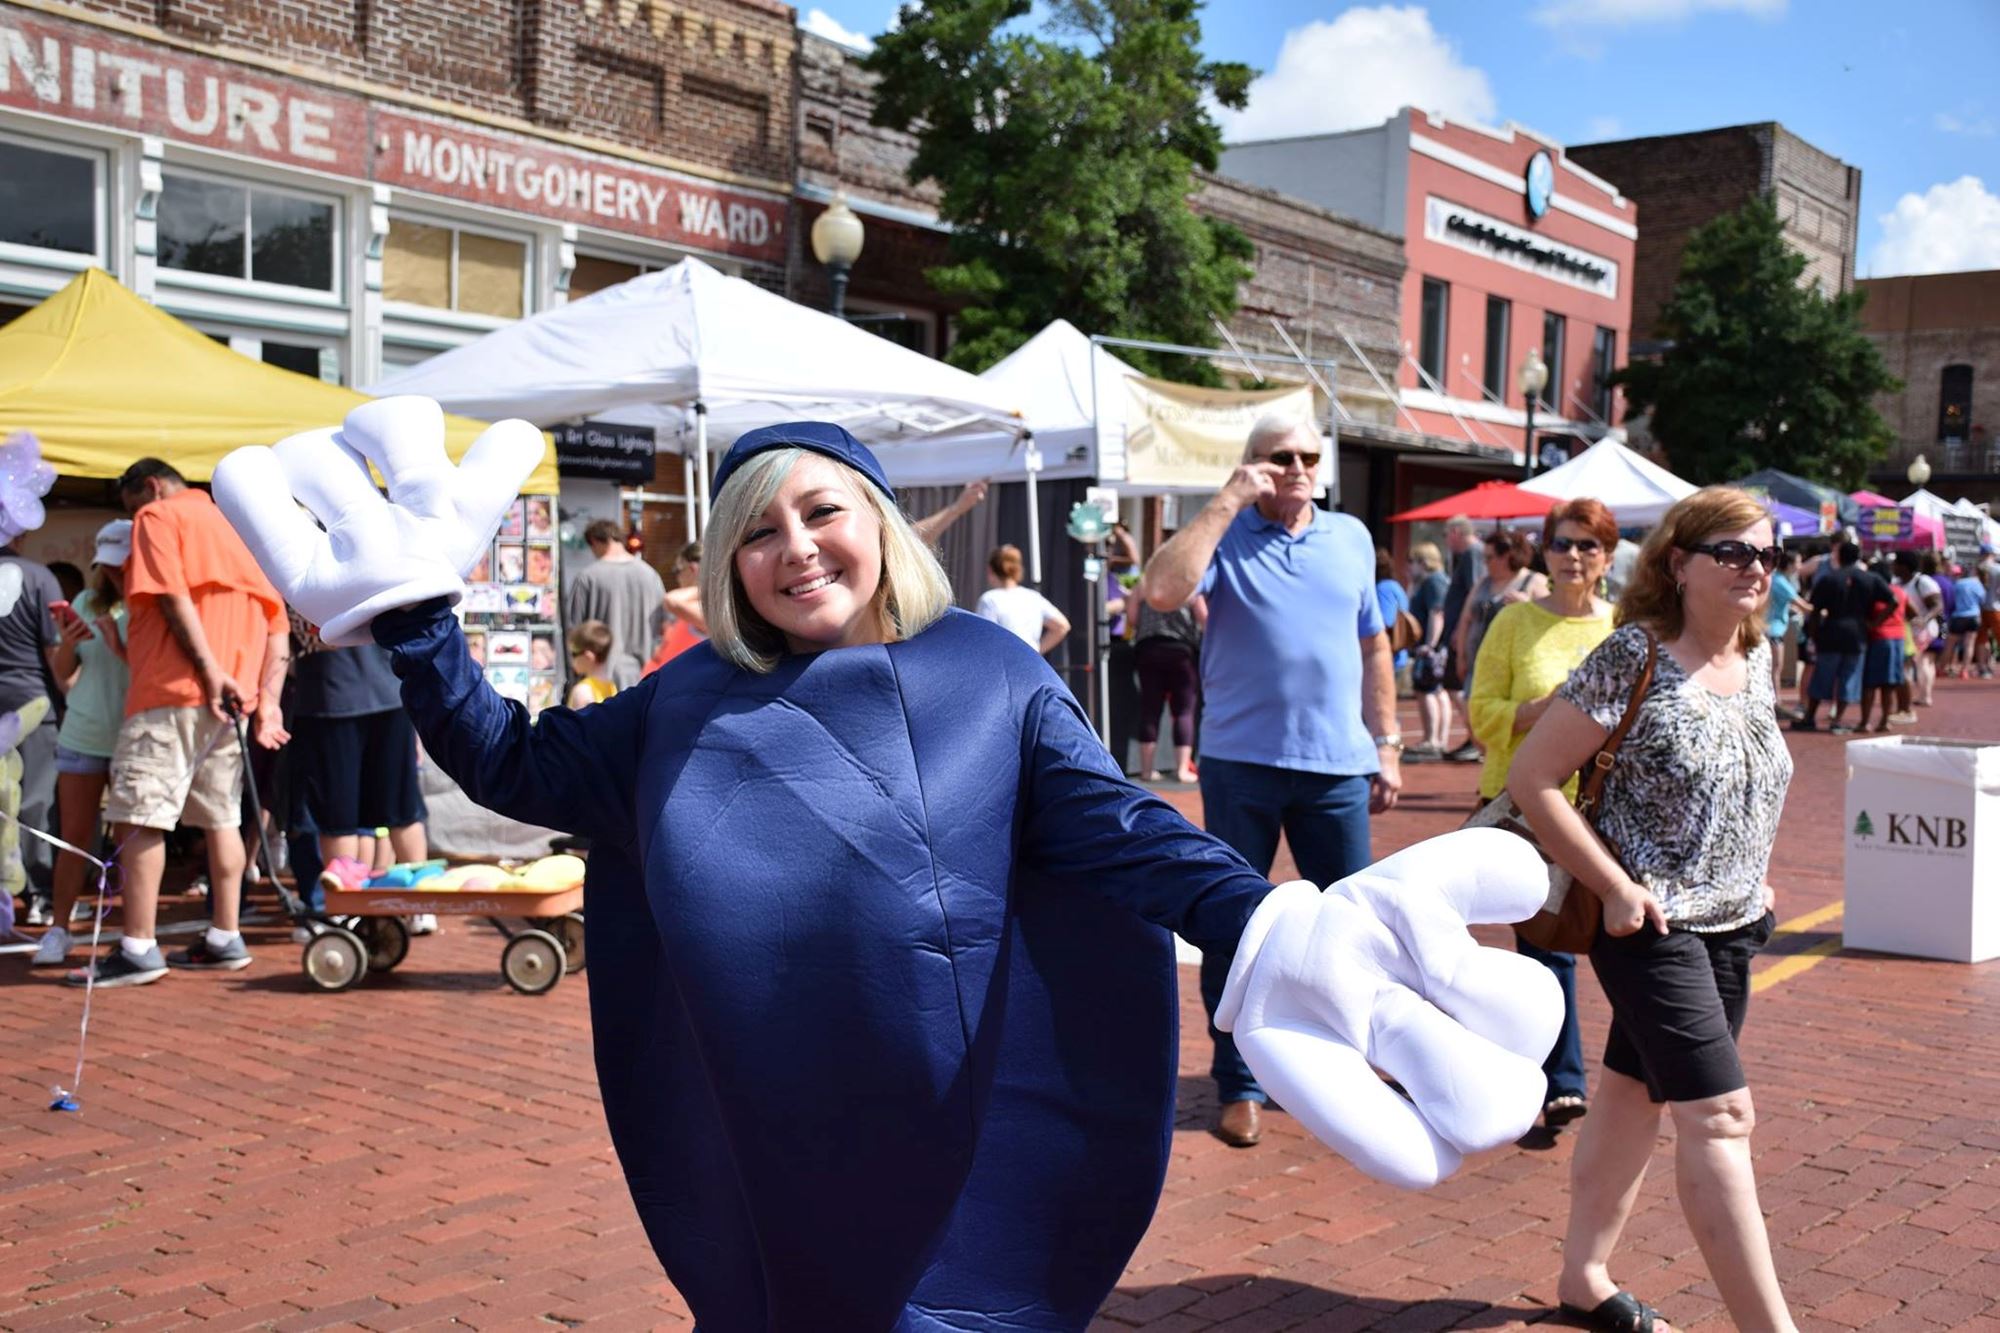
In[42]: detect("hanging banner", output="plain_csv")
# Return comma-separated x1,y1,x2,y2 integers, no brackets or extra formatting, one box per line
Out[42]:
1860,505,1913,543
1942,513,1985,555
1122,378,1316,489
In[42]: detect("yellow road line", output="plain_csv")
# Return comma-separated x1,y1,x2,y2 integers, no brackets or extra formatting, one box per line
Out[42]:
1773,901,1844,936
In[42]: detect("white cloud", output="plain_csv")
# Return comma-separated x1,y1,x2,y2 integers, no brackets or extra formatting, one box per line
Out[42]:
1216,6,1497,142
800,8,874,52
1585,114,1624,140
1935,109,1997,137
1532,0,1785,25
1869,176,2000,277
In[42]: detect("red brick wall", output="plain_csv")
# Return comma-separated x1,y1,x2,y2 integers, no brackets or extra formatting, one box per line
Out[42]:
41,0,798,184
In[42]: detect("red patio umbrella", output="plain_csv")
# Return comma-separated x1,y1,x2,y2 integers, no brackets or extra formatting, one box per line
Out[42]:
1389,480,1559,523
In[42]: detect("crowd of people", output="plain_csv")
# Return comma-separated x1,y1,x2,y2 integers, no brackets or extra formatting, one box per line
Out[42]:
7,409,1998,1333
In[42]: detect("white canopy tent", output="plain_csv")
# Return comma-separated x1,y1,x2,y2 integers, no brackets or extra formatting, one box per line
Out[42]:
970,319,1143,483
369,257,1024,527
1906,487,2000,551
1519,433,1697,528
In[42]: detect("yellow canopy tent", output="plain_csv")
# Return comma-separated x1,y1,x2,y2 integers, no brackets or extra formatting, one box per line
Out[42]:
0,268,558,493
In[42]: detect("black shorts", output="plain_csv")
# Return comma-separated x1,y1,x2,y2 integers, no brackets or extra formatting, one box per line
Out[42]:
1948,615,1981,635
1589,910,1774,1103
290,709,426,836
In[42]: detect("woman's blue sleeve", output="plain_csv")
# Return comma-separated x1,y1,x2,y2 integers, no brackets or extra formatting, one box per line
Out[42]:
1018,685,1270,952
372,600,644,847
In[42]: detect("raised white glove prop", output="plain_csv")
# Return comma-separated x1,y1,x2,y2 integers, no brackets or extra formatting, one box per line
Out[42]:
213,397,543,647
1215,827,1563,1189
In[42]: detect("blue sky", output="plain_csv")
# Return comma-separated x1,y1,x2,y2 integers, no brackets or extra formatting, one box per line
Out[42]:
798,1,2000,278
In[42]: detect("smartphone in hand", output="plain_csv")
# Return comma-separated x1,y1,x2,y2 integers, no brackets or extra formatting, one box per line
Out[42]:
49,598,78,628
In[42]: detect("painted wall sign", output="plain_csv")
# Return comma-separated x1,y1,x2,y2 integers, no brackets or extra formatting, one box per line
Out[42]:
375,111,787,264
1423,196,1619,299
0,11,368,174
1,10,787,264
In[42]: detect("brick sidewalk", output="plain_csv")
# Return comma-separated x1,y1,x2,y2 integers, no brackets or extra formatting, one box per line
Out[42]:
4,680,1997,1331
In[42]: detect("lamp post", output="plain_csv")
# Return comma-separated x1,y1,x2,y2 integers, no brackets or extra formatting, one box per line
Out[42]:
810,191,865,321
1518,347,1549,481
1907,453,1932,488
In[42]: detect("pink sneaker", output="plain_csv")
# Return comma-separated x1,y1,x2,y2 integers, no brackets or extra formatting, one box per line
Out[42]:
317,856,372,895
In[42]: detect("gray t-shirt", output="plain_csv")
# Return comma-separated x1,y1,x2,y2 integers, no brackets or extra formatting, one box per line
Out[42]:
1559,625,1793,932
0,551,61,714
565,556,667,688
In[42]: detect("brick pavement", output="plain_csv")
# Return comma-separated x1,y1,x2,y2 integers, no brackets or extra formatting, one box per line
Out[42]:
3,679,1997,1331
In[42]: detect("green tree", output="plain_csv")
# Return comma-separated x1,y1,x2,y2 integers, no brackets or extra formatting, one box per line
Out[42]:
1613,197,1900,488
864,0,1253,378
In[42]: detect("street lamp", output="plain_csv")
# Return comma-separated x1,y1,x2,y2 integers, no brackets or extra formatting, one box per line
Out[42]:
810,191,865,321
1907,453,1932,487
1518,347,1549,480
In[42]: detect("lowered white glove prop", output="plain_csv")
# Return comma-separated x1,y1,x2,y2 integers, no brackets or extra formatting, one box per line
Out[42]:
213,397,544,647
1215,827,1563,1190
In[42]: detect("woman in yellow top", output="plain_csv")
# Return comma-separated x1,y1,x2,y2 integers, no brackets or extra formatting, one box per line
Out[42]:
1468,496,1618,1131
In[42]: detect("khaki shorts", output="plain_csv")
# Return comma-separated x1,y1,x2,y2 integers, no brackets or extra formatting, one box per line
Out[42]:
104,706,244,832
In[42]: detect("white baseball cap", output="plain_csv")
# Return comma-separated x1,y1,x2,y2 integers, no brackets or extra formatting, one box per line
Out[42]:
92,519,133,567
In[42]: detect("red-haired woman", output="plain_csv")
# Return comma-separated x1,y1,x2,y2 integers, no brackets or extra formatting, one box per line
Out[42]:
1467,497,1618,1131
1510,487,1796,1333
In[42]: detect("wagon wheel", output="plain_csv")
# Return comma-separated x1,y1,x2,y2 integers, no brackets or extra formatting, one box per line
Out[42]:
501,929,564,995
352,916,411,972
554,912,585,973
302,927,369,992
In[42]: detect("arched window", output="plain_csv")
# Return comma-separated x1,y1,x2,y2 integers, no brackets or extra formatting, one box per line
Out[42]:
1938,364,1973,444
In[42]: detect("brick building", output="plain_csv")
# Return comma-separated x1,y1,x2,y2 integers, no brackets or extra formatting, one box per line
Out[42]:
0,0,799,389
1567,122,1861,346
1858,268,2000,509
1221,108,1637,522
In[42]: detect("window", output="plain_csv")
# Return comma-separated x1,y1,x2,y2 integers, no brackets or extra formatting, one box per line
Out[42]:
0,138,98,256
1591,326,1618,421
1482,296,1511,401
384,219,527,319
1418,278,1448,387
1540,311,1566,412
569,253,670,302
158,173,335,291
1939,365,1973,444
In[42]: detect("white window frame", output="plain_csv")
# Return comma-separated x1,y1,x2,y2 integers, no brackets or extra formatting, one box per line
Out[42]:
844,296,940,359
0,127,108,272
380,209,535,328
153,163,345,305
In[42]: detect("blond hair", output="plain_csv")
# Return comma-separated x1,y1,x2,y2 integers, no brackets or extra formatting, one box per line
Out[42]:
1617,486,1772,655
700,448,952,674
1409,541,1444,573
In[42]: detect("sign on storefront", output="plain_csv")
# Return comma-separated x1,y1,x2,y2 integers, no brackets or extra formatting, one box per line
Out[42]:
1942,513,1985,555
1860,504,1913,542
553,420,656,481
1422,196,1619,299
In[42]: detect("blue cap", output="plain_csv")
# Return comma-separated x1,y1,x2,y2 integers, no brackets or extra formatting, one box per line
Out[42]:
712,422,894,504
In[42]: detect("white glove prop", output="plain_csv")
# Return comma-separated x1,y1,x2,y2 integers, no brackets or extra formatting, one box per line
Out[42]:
214,396,543,647
1214,827,1563,1190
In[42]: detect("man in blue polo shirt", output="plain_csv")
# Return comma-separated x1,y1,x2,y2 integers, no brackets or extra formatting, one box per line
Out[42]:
1142,415,1403,1148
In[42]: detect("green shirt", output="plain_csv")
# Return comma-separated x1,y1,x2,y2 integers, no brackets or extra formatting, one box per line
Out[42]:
55,590,130,758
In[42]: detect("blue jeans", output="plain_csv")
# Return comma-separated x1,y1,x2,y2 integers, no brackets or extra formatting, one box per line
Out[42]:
1514,933,1587,1102
1196,756,1373,1105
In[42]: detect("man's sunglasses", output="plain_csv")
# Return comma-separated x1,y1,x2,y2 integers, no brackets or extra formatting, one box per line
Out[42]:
1546,536,1602,555
1685,541,1781,572
1261,449,1321,469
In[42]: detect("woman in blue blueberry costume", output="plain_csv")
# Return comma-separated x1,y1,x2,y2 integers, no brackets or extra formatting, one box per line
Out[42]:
214,399,1562,1333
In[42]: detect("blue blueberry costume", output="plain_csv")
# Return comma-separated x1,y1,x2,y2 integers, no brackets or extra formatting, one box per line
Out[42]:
372,430,1273,1332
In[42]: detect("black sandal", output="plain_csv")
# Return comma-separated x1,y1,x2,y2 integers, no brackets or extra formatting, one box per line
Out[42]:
1559,1291,1668,1331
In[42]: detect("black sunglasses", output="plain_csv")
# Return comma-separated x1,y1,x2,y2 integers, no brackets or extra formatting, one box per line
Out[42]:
1546,536,1603,555
1686,541,1781,572
1261,449,1321,470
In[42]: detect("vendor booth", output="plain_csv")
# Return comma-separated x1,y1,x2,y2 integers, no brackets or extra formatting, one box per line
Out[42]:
1516,435,1696,529
1851,491,1942,552
1731,468,1857,533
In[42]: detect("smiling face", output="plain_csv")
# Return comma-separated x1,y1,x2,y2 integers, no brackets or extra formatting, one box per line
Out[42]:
1674,518,1775,622
1546,520,1611,590
732,453,886,656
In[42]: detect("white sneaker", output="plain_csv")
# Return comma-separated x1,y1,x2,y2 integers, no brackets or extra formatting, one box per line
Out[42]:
409,914,439,936
31,927,74,967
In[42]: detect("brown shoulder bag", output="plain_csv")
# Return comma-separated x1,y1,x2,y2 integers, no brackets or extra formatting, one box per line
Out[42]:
1460,628,1658,954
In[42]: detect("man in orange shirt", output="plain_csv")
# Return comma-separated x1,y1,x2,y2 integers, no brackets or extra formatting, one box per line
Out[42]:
70,460,290,988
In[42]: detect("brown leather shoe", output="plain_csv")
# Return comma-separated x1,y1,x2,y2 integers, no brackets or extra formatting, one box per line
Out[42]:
1216,1099,1262,1147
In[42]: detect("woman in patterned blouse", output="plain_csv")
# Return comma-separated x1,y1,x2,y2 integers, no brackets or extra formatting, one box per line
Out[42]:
1510,488,1797,1333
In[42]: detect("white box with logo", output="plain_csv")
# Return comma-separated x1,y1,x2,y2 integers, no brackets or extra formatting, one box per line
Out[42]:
1843,737,2000,963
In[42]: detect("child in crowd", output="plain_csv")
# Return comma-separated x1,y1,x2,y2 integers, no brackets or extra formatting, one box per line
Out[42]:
566,621,618,708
